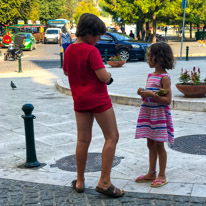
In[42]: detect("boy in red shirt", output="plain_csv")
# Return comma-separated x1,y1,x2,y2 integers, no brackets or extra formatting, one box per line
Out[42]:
63,13,124,197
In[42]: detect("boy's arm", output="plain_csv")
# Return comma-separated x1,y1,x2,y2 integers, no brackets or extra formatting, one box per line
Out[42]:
64,70,68,76
95,68,111,84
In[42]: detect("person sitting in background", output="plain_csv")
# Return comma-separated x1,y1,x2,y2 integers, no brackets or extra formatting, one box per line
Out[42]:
129,30,135,39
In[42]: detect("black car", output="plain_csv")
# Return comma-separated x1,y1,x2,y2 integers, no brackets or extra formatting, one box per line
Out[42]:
95,32,150,61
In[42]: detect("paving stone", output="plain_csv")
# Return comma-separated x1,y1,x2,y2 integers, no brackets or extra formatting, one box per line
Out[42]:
1,177,206,205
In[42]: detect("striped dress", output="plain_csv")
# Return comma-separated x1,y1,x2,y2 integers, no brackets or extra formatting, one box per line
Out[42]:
135,73,174,144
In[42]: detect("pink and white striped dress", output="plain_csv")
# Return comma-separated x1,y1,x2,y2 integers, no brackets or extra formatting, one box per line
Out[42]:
135,73,174,144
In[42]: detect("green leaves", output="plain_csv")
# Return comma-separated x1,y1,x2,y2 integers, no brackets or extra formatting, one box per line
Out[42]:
73,1,100,24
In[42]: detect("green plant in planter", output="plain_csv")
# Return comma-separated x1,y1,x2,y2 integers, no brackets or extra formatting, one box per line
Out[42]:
179,68,190,84
179,67,205,85
191,67,200,85
110,54,122,61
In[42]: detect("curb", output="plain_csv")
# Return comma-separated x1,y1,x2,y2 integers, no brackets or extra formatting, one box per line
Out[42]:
56,79,206,112
174,54,206,57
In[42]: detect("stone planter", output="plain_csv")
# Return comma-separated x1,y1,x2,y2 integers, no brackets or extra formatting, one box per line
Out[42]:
176,83,206,98
107,60,126,67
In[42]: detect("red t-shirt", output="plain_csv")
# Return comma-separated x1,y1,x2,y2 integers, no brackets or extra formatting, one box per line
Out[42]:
63,42,111,111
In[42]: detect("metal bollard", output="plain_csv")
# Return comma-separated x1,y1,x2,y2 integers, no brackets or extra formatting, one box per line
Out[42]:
0,50,2,56
60,52,63,68
144,47,147,62
104,49,108,64
18,55,22,72
186,46,189,61
22,104,40,168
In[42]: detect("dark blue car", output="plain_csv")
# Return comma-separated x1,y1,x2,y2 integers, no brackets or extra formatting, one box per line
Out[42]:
95,32,150,61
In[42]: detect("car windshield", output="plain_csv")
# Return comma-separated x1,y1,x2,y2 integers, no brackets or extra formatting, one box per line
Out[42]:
18,34,31,39
46,30,58,34
111,33,133,41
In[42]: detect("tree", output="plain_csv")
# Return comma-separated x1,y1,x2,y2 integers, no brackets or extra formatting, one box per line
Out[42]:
65,0,80,21
73,0,100,24
0,0,42,25
0,0,25,24
37,0,66,24
28,2,40,22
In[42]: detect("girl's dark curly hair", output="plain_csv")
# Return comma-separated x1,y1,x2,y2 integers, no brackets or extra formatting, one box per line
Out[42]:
76,13,106,37
147,42,175,70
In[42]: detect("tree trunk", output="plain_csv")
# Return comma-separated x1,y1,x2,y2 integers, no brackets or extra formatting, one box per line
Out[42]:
152,14,156,43
190,22,192,39
203,25,206,40
136,22,142,40
145,22,149,41
197,24,199,32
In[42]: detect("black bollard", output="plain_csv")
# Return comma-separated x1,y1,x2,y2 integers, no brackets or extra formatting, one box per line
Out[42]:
186,46,189,61
60,52,63,68
104,49,108,64
22,104,40,168
18,55,22,72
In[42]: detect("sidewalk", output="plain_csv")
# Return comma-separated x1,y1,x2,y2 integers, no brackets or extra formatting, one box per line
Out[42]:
0,59,206,204
57,59,206,112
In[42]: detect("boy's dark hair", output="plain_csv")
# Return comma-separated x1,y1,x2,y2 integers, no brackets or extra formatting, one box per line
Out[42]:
147,42,175,70
76,13,106,37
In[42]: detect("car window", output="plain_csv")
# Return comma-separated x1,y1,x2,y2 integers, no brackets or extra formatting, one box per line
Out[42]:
46,30,59,34
19,34,31,39
100,34,113,41
111,33,133,41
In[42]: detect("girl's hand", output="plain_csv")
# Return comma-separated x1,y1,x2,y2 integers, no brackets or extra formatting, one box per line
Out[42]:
140,90,154,98
137,88,143,95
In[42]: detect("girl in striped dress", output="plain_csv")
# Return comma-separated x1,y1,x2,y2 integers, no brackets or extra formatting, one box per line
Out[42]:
135,42,175,187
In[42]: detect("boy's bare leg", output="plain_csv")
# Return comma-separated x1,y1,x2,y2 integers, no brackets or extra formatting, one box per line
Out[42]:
75,112,94,189
94,107,123,194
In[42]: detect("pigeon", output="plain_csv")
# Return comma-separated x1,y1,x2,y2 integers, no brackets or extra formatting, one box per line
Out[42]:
10,81,17,89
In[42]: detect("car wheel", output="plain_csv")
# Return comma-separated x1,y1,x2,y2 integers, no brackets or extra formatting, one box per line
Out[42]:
118,49,130,61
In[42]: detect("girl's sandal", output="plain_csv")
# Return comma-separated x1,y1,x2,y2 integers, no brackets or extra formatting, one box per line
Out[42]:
135,171,156,183
151,179,168,187
135,175,155,183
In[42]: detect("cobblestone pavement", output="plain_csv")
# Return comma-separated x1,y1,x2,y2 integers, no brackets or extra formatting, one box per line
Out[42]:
0,44,61,73
1,178,206,206
0,59,60,73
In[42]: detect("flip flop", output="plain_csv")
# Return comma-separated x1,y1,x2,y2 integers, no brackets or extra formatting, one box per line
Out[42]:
151,179,168,187
95,184,124,198
135,175,155,183
71,180,84,193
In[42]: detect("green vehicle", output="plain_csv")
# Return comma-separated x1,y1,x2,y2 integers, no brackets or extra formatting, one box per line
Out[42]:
17,33,36,50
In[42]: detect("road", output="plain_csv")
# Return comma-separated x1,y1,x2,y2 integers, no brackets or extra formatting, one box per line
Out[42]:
0,43,62,73
0,39,206,73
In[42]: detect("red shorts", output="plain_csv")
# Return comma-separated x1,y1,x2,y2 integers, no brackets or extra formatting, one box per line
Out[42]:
75,102,112,113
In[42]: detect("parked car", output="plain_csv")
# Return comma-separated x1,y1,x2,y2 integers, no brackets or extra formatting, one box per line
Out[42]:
17,33,36,50
44,28,61,44
95,32,150,61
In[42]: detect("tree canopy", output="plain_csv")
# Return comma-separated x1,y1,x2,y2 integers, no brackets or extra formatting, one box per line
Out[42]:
73,0,100,24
